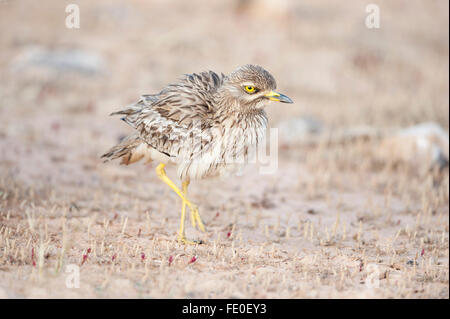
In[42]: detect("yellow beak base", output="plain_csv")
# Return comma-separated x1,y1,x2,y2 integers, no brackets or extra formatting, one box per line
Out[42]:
264,91,293,103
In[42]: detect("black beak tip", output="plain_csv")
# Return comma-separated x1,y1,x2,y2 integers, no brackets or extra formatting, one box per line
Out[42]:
280,94,294,104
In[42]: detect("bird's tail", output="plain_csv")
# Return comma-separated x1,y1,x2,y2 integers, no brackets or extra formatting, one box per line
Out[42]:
101,133,145,165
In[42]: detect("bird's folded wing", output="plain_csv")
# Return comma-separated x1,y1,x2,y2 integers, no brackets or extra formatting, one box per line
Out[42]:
111,71,226,159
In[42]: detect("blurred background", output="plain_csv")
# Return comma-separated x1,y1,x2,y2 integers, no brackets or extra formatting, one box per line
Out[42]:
1,0,448,156
0,0,448,298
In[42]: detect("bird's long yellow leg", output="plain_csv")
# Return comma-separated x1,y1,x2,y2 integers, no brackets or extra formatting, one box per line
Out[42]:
178,180,195,244
182,179,205,233
182,180,195,230
155,163,193,206
155,164,205,244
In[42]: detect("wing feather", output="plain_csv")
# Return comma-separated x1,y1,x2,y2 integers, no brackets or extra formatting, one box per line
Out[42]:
110,71,226,159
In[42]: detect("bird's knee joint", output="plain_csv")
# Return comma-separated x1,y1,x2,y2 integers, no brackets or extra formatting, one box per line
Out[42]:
155,164,166,177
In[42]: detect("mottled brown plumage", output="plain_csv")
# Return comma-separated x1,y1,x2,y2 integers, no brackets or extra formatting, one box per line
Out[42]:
102,65,291,179
102,64,292,243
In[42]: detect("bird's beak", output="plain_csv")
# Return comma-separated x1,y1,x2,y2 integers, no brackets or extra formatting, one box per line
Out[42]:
264,91,293,103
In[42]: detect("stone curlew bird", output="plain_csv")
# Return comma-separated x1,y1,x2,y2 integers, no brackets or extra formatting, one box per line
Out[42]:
102,64,293,243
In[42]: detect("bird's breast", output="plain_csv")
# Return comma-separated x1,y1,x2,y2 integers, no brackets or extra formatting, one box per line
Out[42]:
176,111,268,180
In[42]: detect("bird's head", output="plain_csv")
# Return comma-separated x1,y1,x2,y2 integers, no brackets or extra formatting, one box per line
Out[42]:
222,64,293,110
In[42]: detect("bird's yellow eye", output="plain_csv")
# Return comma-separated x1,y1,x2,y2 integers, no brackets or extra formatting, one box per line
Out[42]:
244,85,256,93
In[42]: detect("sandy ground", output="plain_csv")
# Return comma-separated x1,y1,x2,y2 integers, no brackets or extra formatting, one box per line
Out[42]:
0,0,448,298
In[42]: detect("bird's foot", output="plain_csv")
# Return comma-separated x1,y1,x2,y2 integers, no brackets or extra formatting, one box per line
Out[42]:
178,236,203,245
